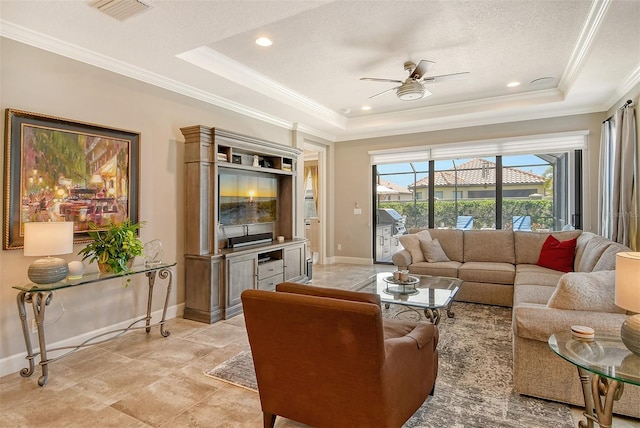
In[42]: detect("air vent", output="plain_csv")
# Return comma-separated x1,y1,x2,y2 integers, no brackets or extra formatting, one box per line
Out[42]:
90,0,152,21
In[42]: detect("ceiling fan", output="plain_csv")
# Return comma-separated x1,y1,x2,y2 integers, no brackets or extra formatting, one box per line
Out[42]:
360,60,470,101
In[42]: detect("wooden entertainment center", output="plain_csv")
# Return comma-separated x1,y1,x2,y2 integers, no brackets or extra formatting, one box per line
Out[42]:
181,126,306,323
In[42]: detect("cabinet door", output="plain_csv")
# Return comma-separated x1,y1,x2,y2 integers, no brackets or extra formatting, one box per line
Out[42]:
284,243,305,281
226,253,257,311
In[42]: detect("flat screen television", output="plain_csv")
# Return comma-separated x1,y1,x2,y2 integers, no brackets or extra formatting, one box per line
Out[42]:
218,170,277,225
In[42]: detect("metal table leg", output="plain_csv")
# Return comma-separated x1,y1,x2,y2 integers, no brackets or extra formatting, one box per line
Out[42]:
577,367,624,428
145,267,172,337
16,291,35,378
21,291,54,386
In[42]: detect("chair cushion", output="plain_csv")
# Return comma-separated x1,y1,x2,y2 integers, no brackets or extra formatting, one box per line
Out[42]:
427,229,464,262
458,262,515,285
514,284,557,306
409,261,461,278
399,230,432,264
515,264,564,287
464,230,515,263
420,238,450,263
575,235,614,272
536,235,577,272
514,230,581,265
592,242,631,271
546,271,625,314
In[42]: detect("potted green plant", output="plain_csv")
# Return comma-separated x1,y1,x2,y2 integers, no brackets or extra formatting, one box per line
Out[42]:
79,220,144,274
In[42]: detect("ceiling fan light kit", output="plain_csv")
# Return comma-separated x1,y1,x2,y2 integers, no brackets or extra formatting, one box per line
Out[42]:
397,80,428,100
361,59,469,101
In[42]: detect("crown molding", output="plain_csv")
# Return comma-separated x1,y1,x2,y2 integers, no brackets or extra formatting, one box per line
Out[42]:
176,46,347,129
601,63,640,111
0,20,296,131
336,100,602,141
558,0,611,94
345,88,564,130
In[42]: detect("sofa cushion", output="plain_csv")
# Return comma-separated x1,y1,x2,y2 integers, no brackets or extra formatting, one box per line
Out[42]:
408,261,461,278
427,229,464,262
399,230,432,264
514,284,557,306
463,230,515,263
458,262,515,285
515,264,565,287
514,230,582,265
546,271,625,314
536,235,577,272
575,235,614,272
420,238,450,263
592,242,631,271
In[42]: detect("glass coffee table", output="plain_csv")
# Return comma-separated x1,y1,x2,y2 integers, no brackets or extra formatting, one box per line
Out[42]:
357,272,462,324
549,330,640,428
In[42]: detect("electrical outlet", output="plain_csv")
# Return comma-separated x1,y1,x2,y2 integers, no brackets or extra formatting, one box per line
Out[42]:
337,244,342,251
31,319,38,334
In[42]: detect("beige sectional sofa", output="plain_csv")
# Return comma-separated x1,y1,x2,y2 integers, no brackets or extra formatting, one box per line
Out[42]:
392,228,639,418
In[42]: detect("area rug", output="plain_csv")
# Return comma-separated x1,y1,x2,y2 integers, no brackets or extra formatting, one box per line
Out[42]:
205,302,574,427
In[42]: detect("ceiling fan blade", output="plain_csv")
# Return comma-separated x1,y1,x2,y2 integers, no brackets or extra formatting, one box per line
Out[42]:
409,60,435,80
369,86,401,99
423,71,470,83
360,77,404,84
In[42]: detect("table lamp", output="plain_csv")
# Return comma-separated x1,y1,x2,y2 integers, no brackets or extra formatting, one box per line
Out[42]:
24,221,74,284
615,252,640,356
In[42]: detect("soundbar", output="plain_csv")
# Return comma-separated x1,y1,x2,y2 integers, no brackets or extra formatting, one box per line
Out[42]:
227,233,274,248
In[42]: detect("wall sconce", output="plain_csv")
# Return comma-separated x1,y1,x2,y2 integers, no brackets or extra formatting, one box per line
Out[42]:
24,222,74,284
615,252,640,356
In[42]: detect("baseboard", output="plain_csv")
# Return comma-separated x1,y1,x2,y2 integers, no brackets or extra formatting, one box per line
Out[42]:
0,303,184,379
332,256,373,265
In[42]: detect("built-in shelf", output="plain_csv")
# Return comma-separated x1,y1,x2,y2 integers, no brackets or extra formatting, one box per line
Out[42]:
180,125,306,323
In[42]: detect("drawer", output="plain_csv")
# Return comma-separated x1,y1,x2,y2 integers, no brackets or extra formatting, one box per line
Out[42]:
257,259,284,280
257,273,284,291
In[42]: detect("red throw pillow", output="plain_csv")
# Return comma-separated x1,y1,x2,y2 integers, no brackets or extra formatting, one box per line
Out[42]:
536,235,577,273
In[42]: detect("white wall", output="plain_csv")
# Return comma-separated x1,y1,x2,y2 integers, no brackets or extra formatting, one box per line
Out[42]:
0,38,293,374
333,113,608,262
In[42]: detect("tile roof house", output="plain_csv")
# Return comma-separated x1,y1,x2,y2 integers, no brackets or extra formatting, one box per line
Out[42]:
409,159,546,200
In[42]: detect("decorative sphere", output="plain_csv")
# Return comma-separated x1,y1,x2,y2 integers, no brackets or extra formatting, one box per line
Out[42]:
67,260,86,279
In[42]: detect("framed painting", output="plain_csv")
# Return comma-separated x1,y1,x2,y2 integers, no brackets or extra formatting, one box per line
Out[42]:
3,109,140,249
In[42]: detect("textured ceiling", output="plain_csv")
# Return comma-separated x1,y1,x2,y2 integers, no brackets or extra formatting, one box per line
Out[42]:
1,0,639,141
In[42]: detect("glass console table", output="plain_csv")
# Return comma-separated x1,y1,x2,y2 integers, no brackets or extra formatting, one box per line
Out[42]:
13,262,176,386
549,330,640,428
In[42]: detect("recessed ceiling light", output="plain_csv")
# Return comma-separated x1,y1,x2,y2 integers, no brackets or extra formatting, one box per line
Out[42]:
507,81,521,88
255,37,272,47
361,106,372,111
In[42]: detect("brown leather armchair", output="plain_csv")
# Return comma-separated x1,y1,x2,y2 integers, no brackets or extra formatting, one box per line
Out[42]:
241,282,439,428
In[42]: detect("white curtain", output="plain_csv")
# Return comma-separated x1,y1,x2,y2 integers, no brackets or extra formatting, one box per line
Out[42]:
599,102,637,249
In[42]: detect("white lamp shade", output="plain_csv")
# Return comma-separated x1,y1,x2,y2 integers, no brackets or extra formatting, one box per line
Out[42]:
23,222,74,256
615,252,640,313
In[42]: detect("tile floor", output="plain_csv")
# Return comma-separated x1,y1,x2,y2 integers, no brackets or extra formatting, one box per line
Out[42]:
1,263,638,427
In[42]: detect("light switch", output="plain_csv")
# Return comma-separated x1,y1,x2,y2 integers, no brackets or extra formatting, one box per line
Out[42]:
354,208,362,215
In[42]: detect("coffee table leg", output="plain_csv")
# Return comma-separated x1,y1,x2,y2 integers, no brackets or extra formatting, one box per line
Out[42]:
424,308,442,325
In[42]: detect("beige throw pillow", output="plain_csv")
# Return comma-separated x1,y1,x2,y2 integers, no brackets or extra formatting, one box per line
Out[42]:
420,238,450,263
399,230,431,264
546,271,625,314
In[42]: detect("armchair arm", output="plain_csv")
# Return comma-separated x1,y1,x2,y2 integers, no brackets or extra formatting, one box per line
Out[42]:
392,249,412,268
404,322,439,350
513,304,628,342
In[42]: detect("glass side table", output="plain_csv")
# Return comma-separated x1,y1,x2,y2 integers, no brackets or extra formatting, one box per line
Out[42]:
549,330,640,428
13,262,176,386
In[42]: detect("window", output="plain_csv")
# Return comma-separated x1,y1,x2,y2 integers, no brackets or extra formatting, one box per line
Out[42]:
370,132,586,262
